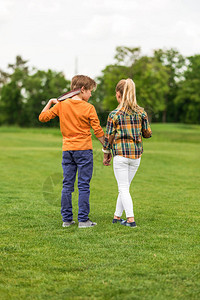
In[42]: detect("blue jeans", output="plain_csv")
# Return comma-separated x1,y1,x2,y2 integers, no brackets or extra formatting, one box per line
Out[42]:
61,150,93,222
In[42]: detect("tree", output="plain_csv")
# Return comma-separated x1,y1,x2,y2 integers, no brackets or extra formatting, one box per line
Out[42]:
101,64,130,111
0,56,28,125
175,55,200,124
0,69,10,89
24,69,70,126
98,47,169,122
154,48,186,122
129,56,169,122
0,81,22,125
0,56,70,127
114,46,141,66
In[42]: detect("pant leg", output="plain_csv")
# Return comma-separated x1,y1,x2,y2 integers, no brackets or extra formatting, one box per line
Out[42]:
127,158,141,216
114,193,124,217
61,151,77,222
113,156,124,217
73,150,93,222
128,158,141,185
113,155,134,218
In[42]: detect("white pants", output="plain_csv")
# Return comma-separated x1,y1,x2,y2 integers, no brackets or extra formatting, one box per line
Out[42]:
113,155,141,218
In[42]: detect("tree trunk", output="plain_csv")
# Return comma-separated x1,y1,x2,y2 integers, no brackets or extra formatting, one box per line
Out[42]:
147,111,152,123
162,109,167,123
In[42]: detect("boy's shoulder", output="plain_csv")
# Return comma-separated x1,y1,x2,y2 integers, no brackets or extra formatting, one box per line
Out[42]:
81,101,96,112
85,101,94,108
62,99,94,109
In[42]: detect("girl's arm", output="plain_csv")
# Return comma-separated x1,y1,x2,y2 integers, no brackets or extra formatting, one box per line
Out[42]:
142,111,152,138
103,114,116,166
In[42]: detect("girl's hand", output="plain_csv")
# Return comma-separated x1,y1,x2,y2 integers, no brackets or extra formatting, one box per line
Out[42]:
103,153,112,166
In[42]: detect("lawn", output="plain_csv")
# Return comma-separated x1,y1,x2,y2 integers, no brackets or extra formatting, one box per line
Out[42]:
0,124,200,300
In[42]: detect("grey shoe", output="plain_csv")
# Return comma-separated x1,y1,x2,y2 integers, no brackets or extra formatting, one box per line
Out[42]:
78,219,97,228
62,220,75,227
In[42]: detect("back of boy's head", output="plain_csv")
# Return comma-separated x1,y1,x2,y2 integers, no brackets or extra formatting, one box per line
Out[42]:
71,75,97,91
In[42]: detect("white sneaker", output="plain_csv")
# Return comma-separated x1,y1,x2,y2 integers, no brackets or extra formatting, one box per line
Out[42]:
62,220,75,227
78,219,97,228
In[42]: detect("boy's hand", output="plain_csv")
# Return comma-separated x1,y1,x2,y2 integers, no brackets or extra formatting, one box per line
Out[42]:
50,98,58,105
41,98,58,113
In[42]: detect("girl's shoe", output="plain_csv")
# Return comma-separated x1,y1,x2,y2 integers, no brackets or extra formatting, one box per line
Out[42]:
112,218,124,224
120,220,137,228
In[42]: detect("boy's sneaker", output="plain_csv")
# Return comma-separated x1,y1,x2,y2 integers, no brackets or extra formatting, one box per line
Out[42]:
120,220,137,228
62,220,75,227
112,218,124,224
78,219,97,228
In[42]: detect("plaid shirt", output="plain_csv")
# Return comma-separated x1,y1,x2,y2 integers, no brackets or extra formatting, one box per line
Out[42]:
103,107,152,159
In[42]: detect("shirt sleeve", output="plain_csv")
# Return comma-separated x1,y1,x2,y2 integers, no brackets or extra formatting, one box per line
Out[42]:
103,113,116,150
89,105,104,138
142,111,152,138
39,103,60,123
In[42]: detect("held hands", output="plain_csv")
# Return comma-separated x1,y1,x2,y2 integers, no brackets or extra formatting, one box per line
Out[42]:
103,153,112,166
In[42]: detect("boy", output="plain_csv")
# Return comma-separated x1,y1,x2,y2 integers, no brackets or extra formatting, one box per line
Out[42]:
39,75,104,228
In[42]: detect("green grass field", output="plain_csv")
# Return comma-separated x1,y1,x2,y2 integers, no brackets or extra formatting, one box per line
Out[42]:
0,124,200,300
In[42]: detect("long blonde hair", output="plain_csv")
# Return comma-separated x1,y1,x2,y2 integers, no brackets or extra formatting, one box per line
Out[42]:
116,78,142,112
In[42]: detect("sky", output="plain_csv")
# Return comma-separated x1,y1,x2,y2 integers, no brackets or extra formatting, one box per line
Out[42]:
0,0,200,79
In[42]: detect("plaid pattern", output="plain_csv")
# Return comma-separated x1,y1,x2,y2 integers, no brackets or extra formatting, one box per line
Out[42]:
103,107,152,159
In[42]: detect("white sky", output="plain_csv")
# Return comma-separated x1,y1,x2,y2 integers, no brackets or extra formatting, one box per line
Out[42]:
0,0,200,79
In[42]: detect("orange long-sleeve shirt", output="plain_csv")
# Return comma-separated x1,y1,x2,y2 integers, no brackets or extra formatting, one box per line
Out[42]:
39,99,104,151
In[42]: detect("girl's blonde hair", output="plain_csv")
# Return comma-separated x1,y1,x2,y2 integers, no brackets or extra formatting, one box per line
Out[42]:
116,78,142,112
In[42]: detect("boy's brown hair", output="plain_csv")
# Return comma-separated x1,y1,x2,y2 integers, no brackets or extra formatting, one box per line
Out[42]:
71,75,97,91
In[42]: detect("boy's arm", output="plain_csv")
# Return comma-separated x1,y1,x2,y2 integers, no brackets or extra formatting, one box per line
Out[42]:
41,98,58,113
89,106,104,141
39,99,59,123
97,135,104,145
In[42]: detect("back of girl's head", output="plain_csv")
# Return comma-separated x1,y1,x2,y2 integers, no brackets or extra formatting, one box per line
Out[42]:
116,78,141,112
71,75,97,91
116,79,126,97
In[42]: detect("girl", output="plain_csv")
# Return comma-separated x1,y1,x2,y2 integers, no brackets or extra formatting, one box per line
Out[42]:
102,79,152,228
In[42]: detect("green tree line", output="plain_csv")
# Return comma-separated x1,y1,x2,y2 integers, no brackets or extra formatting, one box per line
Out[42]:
0,47,200,127
0,56,70,127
